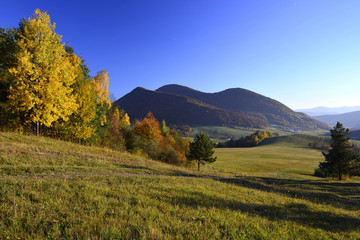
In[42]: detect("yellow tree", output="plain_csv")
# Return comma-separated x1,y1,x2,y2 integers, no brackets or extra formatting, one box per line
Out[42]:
120,112,130,128
8,9,78,135
91,70,112,143
65,58,97,142
93,70,111,107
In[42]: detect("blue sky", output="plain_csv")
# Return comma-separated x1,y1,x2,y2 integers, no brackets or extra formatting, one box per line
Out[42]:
1,0,360,109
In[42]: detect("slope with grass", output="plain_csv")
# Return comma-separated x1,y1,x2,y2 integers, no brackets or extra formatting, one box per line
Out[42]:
0,131,359,239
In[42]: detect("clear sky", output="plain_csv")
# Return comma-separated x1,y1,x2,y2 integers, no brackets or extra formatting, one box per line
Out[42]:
1,0,360,110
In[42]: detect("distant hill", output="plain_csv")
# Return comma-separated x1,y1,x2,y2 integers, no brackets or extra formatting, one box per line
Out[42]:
349,130,360,140
114,87,267,127
313,111,360,129
156,84,328,129
297,106,360,116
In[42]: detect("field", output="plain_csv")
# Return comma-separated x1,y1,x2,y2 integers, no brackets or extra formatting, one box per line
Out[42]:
0,131,359,239
214,143,322,179
190,125,329,142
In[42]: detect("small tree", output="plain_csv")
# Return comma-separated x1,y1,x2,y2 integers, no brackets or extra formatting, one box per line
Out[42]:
319,122,357,180
187,132,217,171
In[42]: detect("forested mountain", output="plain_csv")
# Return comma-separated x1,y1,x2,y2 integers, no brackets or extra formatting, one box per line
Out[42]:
156,84,328,129
115,85,328,130
114,87,267,127
313,111,360,129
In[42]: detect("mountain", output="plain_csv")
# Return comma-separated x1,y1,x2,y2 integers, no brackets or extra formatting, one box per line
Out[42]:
313,111,360,129
156,84,328,129
113,87,267,127
297,106,360,116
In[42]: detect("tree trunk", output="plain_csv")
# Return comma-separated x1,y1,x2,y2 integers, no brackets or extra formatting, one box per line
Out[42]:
198,160,200,171
36,121,39,136
338,171,342,180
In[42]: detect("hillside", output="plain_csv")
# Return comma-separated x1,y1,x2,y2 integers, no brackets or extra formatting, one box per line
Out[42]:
313,110,360,129
0,131,360,239
156,84,328,129
114,87,267,127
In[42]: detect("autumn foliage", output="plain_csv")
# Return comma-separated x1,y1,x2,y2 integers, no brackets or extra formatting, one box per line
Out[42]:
0,9,190,167
125,112,189,165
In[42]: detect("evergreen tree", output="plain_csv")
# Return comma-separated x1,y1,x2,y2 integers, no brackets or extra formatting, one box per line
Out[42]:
187,132,216,171
319,122,357,180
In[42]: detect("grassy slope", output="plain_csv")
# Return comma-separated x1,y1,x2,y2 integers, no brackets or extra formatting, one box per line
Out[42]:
0,132,359,239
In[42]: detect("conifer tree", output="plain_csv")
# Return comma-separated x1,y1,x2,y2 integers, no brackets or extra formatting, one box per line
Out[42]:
7,9,78,135
187,132,216,171
319,122,357,180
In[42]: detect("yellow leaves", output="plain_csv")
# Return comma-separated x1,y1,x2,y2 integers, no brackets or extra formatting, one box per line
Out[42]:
120,113,130,128
93,70,111,108
8,9,79,129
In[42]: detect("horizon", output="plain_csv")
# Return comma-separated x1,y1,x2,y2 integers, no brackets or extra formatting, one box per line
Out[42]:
2,1,360,109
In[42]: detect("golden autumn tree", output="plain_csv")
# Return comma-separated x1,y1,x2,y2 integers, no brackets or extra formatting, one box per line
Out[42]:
7,9,78,135
64,55,97,142
119,112,130,129
91,70,112,143
93,70,111,107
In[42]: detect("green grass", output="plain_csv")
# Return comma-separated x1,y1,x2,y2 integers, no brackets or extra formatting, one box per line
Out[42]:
214,143,323,179
0,131,359,239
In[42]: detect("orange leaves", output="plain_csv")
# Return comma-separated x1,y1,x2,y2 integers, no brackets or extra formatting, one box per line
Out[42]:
134,112,163,142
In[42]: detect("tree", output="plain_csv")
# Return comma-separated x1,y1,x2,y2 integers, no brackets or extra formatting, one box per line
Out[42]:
91,70,111,143
319,122,357,180
133,112,163,142
186,132,216,171
7,9,79,135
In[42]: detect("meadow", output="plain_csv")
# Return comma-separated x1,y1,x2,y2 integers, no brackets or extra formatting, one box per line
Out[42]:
0,131,359,239
214,138,325,179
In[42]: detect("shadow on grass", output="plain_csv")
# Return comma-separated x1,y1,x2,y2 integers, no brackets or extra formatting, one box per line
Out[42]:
221,177,360,211
172,173,360,211
152,189,360,232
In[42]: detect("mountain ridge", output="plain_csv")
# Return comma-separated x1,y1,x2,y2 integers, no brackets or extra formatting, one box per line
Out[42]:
313,110,360,129
114,87,267,127
115,84,329,130
297,106,360,116
156,84,328,129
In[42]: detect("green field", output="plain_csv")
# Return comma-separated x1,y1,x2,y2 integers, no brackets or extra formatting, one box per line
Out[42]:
214,143,323,179
0,131,359,239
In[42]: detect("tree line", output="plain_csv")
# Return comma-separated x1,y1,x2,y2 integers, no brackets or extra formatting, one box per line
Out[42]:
217,130,274,148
